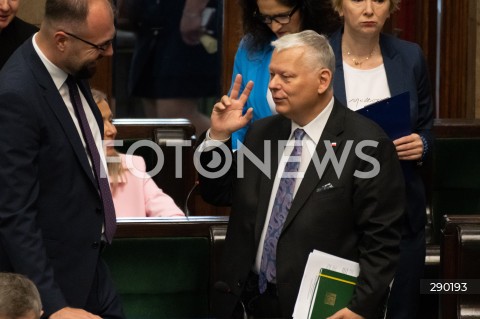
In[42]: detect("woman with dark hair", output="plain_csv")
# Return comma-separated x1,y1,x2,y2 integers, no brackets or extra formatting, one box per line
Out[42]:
230,0,340,149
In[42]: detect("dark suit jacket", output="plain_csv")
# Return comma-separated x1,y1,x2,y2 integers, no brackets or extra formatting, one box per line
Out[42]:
199,100,405,318
0,39,107,316
0,17,38,70
330,29,434,233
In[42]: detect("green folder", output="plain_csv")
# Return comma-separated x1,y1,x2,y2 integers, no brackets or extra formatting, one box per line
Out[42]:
308,268,357,319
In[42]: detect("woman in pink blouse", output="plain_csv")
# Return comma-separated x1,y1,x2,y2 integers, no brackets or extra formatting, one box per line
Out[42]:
93,89,185,218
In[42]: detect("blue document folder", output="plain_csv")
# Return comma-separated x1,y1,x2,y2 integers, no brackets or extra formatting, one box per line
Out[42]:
356,92,411,140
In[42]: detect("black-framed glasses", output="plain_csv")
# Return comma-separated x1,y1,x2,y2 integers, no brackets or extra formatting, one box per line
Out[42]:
63,31,114,52
255,4,300,25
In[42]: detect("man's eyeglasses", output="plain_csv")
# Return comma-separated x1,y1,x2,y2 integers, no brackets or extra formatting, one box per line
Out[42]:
255,4,300,25
63,31,114,52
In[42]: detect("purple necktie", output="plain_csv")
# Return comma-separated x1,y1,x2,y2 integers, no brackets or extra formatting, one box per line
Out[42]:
259,128,306,293
66,76,117,244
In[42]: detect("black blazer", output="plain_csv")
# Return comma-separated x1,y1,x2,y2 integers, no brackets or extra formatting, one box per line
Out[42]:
199,100,406,318
0,39,107,316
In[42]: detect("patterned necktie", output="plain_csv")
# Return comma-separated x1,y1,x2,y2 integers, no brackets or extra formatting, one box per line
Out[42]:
66,76,117,244
259,128,306,293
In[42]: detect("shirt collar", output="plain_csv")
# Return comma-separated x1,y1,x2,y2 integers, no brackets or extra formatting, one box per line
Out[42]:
290,96,335,144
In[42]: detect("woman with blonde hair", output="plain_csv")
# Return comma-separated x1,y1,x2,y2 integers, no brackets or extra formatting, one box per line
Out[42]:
329,1,434,318
92,89,185,218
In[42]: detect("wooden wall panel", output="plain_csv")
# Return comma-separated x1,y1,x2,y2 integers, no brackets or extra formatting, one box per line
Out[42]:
17,0,44,27
416,0,438,117
476,2,480,118
466,0,477,119
439,0,476,118
388,1,438,116
221,0,242,94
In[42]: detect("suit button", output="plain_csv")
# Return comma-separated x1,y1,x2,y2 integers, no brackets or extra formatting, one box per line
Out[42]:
92,242,100,249
237,281,242,287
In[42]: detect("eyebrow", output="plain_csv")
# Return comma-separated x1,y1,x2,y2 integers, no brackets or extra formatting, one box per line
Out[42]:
259,9,293,16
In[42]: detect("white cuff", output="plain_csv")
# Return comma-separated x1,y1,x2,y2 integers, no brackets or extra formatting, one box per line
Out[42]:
205,128,230,142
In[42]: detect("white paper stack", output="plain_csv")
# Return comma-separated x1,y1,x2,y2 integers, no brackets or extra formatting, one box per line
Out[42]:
292,250,360,319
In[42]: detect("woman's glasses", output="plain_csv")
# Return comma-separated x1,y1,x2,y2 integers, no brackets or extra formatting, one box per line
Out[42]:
255,5,300,25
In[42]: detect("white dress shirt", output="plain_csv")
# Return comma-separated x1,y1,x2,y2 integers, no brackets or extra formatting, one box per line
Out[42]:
253,97,335,275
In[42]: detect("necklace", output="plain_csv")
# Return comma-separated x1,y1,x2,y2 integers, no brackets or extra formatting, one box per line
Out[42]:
346,47,375,66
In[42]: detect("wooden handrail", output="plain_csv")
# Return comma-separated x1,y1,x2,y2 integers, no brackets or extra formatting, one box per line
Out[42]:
113,118,196,140
433,119,480,138
114,216,229,238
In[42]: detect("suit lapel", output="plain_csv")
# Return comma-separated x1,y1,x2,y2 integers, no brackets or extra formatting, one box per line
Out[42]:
381,34,407,97
330,29,347,106
26,44,97,187
283,102,346,230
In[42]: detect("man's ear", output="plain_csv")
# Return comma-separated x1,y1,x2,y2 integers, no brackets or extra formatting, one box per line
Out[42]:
54,31,68,52
317,68,332,94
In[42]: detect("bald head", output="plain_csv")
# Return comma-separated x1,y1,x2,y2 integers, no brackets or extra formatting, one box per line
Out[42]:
43,0,114,33
36,0,115,78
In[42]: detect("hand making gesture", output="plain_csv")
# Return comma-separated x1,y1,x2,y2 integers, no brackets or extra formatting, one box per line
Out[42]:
209,74,254,140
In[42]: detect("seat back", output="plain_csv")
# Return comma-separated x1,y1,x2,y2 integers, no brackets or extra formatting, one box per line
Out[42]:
430,138,480,242
103,217,229,318
104,237,209,318
440,215,480,319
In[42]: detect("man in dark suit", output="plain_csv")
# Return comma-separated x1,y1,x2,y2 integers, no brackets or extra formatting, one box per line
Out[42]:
197,30,405,319
0,0,124,318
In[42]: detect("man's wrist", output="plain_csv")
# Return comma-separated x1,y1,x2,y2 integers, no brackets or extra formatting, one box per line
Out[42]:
207,128,230,142
198,129,230,153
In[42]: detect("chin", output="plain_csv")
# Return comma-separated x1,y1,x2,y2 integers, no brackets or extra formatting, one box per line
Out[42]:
106,148,117,157
275,104,288,114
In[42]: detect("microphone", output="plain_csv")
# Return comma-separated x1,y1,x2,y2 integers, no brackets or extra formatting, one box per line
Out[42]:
183,180,199,217
213,281,247,319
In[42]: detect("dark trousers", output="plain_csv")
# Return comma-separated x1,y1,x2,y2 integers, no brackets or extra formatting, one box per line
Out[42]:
84,258,125,319
232,272,283,319
386,229,426,319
